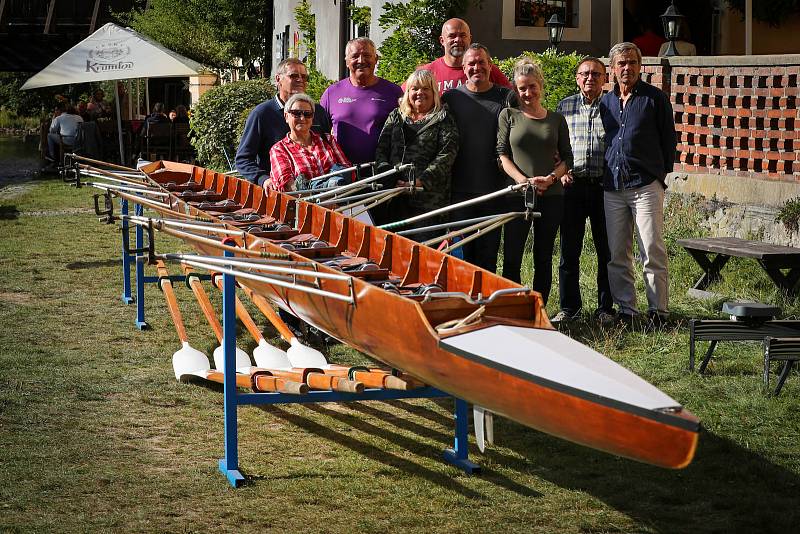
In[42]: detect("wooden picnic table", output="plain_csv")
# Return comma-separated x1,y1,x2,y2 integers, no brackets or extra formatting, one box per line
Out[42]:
677,237,800,297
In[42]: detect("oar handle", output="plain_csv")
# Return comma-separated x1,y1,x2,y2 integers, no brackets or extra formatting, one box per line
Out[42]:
155,260,190,344
251,372,308,394
205,370,254,389
321,366,424,390
266,368,364,393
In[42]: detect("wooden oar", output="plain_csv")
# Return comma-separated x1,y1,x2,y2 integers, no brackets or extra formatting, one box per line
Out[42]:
263,367,363,394
203,368,308,394
179,264,252,371
235,280,329,368
206,275,361,392
154,260,211,381
208,272,292,369
321,365,425,390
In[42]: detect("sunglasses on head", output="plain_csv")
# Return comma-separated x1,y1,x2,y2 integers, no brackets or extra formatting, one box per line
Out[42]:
287,109,314,119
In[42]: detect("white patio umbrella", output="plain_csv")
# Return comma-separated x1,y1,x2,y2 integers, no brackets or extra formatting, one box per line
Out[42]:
22,23,203,164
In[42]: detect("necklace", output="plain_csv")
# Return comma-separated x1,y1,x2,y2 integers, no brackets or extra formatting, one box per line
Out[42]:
521,105,546,119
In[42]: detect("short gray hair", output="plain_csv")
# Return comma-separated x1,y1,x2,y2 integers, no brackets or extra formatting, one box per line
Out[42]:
284,92,315,112
276,57,306,76
608,42,642,66
345,37,376,57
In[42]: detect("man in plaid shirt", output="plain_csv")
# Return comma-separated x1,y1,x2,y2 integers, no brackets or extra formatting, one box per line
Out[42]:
553,57,614,326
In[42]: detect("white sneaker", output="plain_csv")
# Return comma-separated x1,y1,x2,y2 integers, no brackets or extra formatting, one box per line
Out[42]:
551,310,577,324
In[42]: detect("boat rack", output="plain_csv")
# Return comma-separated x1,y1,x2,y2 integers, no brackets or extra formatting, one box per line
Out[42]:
116,198,481,487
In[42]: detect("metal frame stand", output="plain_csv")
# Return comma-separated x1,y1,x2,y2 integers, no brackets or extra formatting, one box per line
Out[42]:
120,199,134,304
118,199,209,328
216,250,480,488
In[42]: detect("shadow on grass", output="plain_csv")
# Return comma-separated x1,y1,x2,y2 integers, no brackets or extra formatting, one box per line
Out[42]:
260,403,484,497
490,420,800,531
381,398,454,428
0,205,19,219
65,259,120,270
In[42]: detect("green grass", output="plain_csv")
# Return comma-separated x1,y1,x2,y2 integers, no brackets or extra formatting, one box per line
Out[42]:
1,179,799,532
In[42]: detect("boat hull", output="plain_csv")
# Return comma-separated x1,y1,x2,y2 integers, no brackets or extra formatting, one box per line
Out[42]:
136,161,699,469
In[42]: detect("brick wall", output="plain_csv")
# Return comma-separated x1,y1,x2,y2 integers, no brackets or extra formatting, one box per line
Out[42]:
608,55,800,184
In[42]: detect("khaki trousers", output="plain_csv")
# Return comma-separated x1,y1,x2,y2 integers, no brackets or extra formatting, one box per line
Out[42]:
603,180,669,315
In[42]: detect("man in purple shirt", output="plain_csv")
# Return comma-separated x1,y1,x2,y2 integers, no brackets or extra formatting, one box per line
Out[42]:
320,38,403,164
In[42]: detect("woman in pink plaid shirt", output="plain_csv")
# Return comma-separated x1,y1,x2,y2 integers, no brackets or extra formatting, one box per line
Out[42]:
267,93,351,191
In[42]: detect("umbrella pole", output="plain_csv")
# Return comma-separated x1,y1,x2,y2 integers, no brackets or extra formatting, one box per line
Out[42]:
114,85,125,166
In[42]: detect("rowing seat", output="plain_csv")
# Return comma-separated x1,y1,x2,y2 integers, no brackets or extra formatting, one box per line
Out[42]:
764,337,800,395
690,302,800,382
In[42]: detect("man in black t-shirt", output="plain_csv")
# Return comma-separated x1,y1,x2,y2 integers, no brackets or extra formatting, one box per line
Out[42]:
443,43,515,272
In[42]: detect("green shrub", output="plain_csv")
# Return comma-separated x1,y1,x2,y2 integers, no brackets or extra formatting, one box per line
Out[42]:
306,68,334,102
777,197,800,236
495,49,583,111
190,78,274,171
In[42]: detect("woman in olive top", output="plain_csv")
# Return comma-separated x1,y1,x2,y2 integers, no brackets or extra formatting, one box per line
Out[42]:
497,59,573,303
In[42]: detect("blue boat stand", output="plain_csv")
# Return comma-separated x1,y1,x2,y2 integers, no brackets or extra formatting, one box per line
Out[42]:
117,201,480,487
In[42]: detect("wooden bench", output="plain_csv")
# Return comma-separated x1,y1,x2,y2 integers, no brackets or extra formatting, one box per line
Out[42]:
764,337,800,395
677,237,800,297
690,302,800,394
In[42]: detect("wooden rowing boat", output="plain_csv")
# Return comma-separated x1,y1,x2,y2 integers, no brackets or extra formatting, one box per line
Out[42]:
126,160,699,469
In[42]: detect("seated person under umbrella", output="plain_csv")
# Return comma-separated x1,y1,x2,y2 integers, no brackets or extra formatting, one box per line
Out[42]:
47,103,83,162
267,93,351,192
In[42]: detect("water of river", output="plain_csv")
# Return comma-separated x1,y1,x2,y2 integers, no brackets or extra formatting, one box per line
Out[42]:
0,135,41,187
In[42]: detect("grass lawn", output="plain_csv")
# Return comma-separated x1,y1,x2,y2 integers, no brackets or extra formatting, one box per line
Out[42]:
1,177,799,533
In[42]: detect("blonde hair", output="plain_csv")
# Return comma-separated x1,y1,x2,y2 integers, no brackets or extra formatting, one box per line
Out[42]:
399,69,442,118
512,58,544,90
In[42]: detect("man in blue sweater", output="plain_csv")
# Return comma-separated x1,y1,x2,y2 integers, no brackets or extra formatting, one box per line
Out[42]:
600,42,676,328
235,58,332,185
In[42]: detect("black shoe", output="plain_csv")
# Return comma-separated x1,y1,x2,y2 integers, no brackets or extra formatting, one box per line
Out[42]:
616,312,635,328
594,309,617,328
646,311,669,331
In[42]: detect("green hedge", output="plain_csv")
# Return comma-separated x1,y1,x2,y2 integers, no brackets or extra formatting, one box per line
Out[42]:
190,78,275,171
495,49,584,111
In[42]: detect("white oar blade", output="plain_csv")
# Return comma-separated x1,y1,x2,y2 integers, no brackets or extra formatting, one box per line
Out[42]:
173,341,211,381
286,337,328,368
213,345,253,371
474,406,486,453
252,339,291,369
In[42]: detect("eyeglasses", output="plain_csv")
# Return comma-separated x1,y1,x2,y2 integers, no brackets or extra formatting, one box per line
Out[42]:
287,109,314,119
578,71,604,79
287,73,309,81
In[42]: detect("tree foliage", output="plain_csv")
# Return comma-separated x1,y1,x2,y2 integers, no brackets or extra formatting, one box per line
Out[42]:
376,0,469,84
190,78,274,171
495,49,583,111
293,0,334,100
119,0,270,70
294,0,317,69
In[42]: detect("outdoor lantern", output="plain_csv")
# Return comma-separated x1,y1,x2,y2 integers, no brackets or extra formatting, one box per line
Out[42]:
545,13,565,50
660,2,685,56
